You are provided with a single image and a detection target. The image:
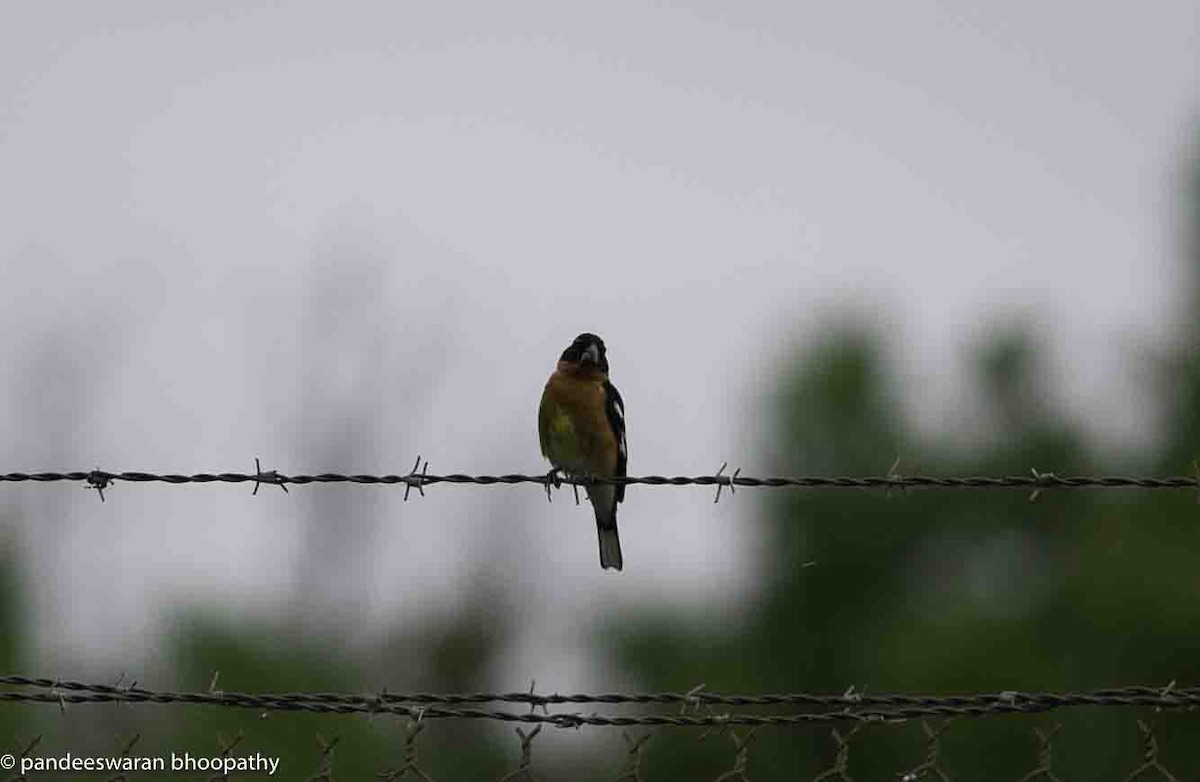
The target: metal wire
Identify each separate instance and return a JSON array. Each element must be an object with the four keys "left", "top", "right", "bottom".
[
  {"left": 1, "top": 676, "right": 1193, "bottom": 728},
  {"left": 0, "top": 461, "right": 1197, "bottom": 499},
  {"left": 3, "top": 680, "right": 1196, "bottom": 781}
]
